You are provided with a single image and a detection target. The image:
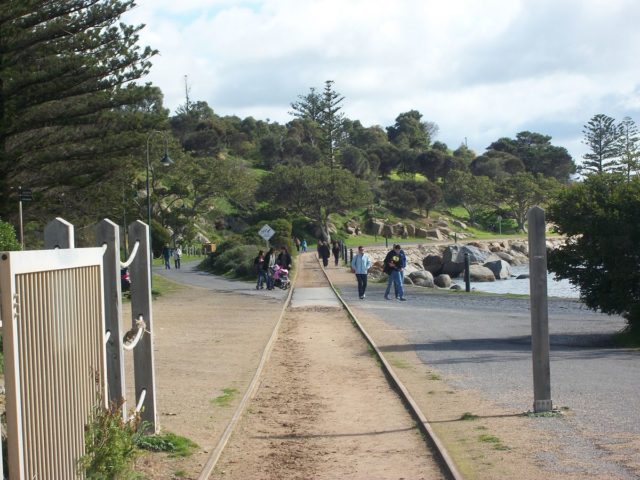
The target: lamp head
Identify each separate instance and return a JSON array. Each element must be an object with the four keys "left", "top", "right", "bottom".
[{"left": 161, "top": 152, "right": 173, "bottom": 166}]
